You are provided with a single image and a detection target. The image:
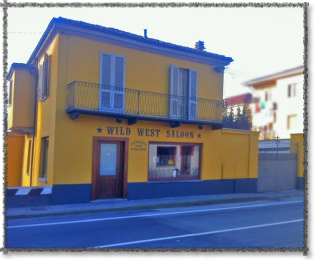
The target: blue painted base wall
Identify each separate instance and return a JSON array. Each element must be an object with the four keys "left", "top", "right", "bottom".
[
  {"left": 6, "top": 179, "right": 258, "bottom": 207},
  {"left": 127, "top": 178, "right": 258, "bottom": 200},
  {"left": 6, "top": 195, "right": 51, "bottom": 208},
  {"left": 296, "top": 177, "right": 304, "bottom": 189},
  {"left": 51, "top": 184, "right": 92, "bottom": 205}
]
